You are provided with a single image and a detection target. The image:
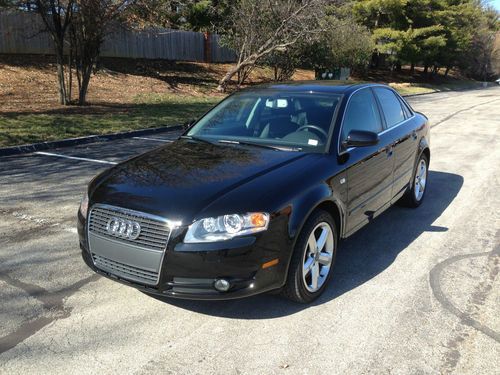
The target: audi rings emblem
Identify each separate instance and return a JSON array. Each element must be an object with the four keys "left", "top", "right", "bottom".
[{"left": 106, "top": 217, "right": 141, "bottom": 240}]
